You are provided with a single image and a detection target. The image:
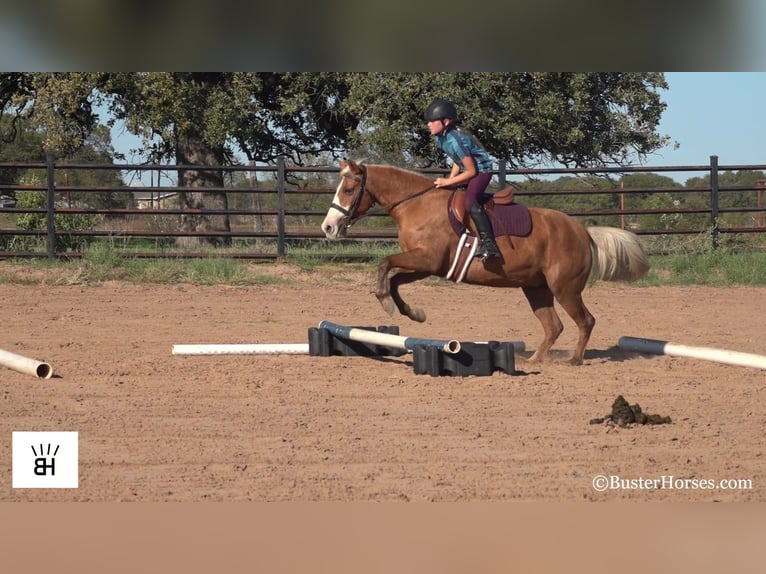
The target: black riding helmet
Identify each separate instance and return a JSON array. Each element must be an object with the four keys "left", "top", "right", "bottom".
[{"left": 425, "top": 98, "right": 458, "bottom": 122}]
